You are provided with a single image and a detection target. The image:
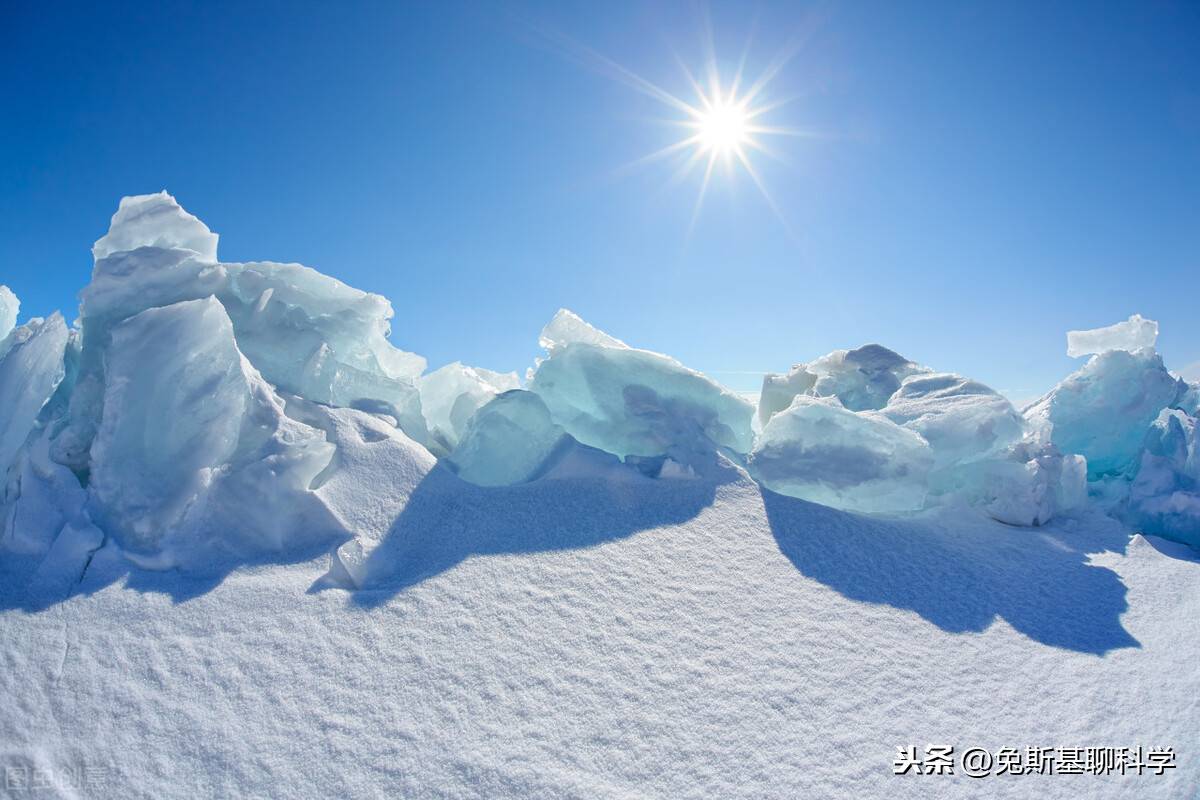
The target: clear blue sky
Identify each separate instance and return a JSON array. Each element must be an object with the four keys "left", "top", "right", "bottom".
[{"left": 2, "top": 1, "right": 1198, "bottom": 400}]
